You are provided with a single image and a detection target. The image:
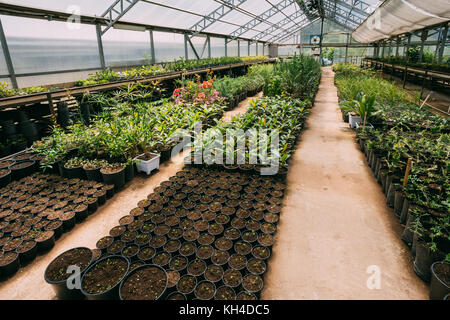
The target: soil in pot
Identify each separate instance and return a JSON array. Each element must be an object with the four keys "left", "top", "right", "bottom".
[
  {"left": 109, "top": 225, "right": 126, "bottom": 239},
  {"left": 100, "top": 165, "right": 125, "bottom": 190},
  {"left": 135, "top": 233, "right": 151, "bottom": 246},
  {"left": 235, "top": 241, "right": 252, "bottom": 256},
  {"left": 137, "top": 246, "right": 156, "bottom": 262},
  {"left": 194, "top": 281, "right": 216, "bottom": 300},
  {"left": 247, "top": 258, "right": 266, "bottom": 275},
  {"left": 44, "top": 247, "right": 93, "bottom": 286},
  {"left": 242, "top": 274, "right": 263, "bottom": 294},
  {"left": 187, "top": 259, "right": 207, "bottom": 277},
  {"left": 229, "top": 254, "right": 247, "bottom": 271},
  {"left": 167, "top": 292, "right": 186, "bottom": 300},
  {"left": 35, "top": 230, "right": 55, "bottom": 251},
  {"left": 152, "top": 252, "right": 171, "bottom": 267},
  {"left": 179, "top": 242, "right": 196, "bottom": 259},
  {"left": 215, "top": 286, "right": 236, "bottom": 300},
  {"left": 223, "top": 269, "right": 243, "bottom": 288},
  {"left": 258, "top": 233, "right": 275, "bottom": 247},
  {"left": 198, "top": 233, "right": 215, "bottom": 246},
  {"left": 121, "top": 244, "right": 139, "bottom": 260},
  {"left": 236, "top": 291, "right": 257, "bottom": 300},
  {"left": 196, "top": 245, "right": 214, "bottom": 261},
  {"left": 177, "top": 274, "right": 197, "bottom": 296},
  {"left": 164, "top": 239, "right": 181, "bottom": 254},
  {"left": 166, "top": 270, "right": 180, "bottom": 290},
  {"left": 96, "top": 236, "right": 114, "bottom": 251},
  {"left": 169, "top": 255, "right": 188, "bottom": 273},
  {"left": 252, "top": 246, "right": 271, "bottom": 260},
  {"left": 204, "top": 264, "right": 223, "bottom": 283},
  {"left": 211, "top": 250, "right": 230, "bottom": 266},
  {"left": 106, "top": 240, "right": 125, "bottom": 255},
  {"left": 81, "top": 256, "right": 129, "bottom": 299},
  {"left": 0, "top": 251, "right": 20, "bottom": 276}
]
